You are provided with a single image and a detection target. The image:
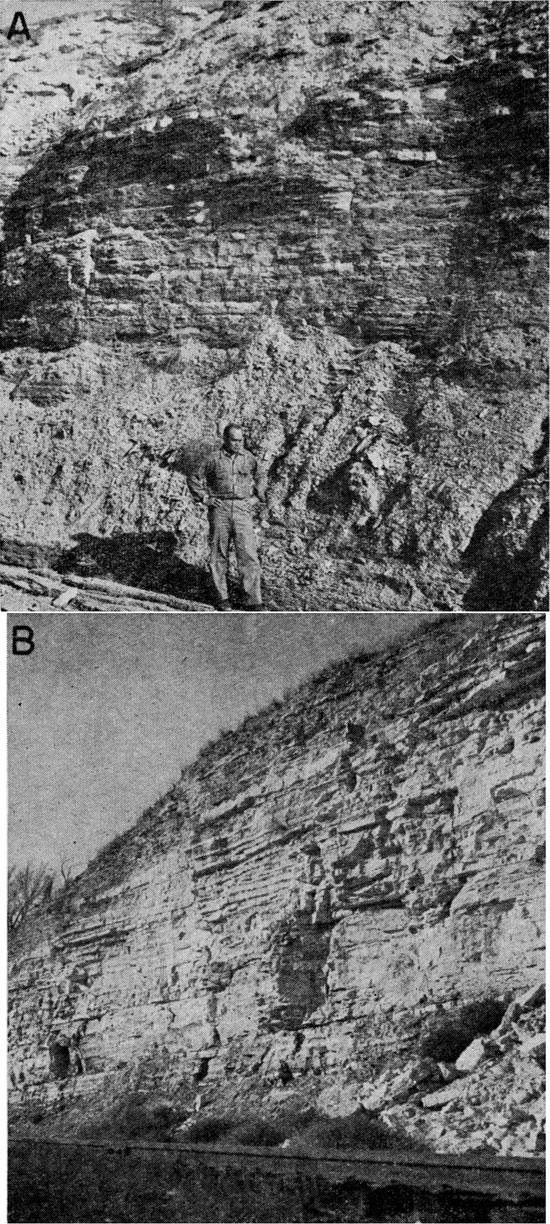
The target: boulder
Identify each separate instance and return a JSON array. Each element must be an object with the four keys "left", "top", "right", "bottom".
[
  {"left": 267, "top": 1085, "right": 296, "bottom": 1104},
  {"left": 359, "top": 1058, "right": 439, "bottom": 1111},
  {"left": 422, "top": 1080, "right": 465, "bottom": 1110},
  {"left": 455, "top": 1038, "right": 487, "bottom": 1073},
  {"left": 358, "top": 1083, "right": 388, "bottom": 1112}
]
